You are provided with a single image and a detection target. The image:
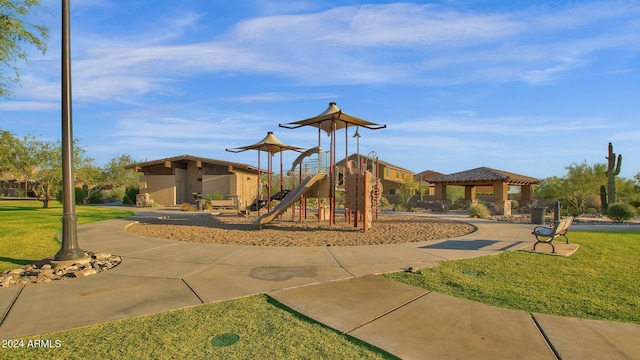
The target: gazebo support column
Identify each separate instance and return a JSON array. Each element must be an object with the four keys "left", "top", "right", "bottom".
[
  {"left": 464, "top": 185, "right": 477, "bottom": 208},
  {"left": 435, "top": 184, "right": 447, "bottom": 201},
  {"left": 521, "top": 185, "right": 534, "bottom": 205},
  {"left": 492, "top": 181, "right": 511, "bottom": 216}
]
